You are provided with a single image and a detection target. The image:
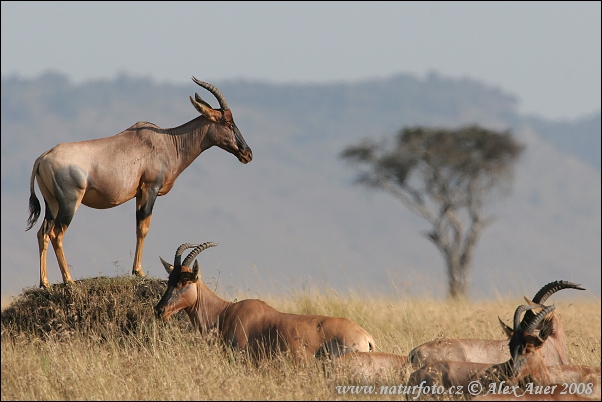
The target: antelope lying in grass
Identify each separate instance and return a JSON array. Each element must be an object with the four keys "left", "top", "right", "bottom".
[
  {"left": 406, "top": 304, "right": 542, "bottom": 390},
  {"left": 154, "top": 242, "right": 375, "bottom": 362},
  {"left": 26, "top": 77, "right": 252, "bottom": 288},
  {"left": 407, "top": 280, "right": 584, "bottom": 367},
  {"left": 409, "top": 304, "right": 600, "bottom": 400},
  {"left": 507, "top": 305, "right": 601, "bottom": 400}
]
